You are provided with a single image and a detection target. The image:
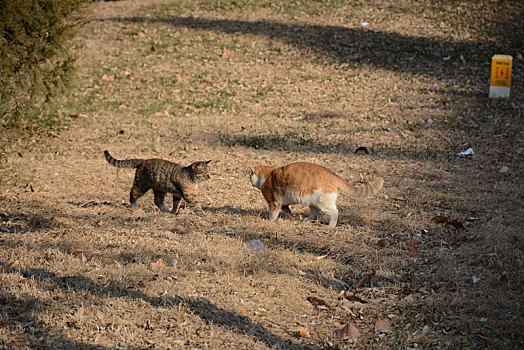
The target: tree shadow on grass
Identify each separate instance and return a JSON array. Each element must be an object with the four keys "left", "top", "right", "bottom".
[
  {"left": 103, "top": 16, "right": 515, "bottom": 84},
  {"left": 1, "top": 263, "right": 315, "bottom": 350},
  {"left": 0, "top": 293, "right": 108, "bottom": 349},
  {"left": 217, "top": 127, "right": 456, "bottom": 160},
  {"left": 203, "top": 204, "right": 262, "bottom": 217}
]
